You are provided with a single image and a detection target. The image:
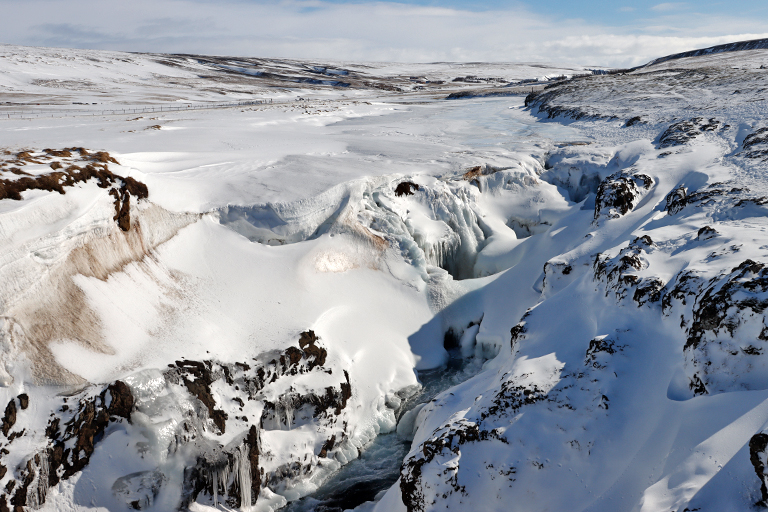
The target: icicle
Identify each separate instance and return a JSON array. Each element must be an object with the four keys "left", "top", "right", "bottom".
[
  {"left": 212, "top": 467, "right": 218, "bottom": 508},
  {"left": 236, "top": 444, "right": 252, "bottom": 509},
  {"left": 284, "top": 403, "right": 294, "bottom": 431},
  {"left": 206, "top": 444, "right": 253, "bottom": 510}
]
